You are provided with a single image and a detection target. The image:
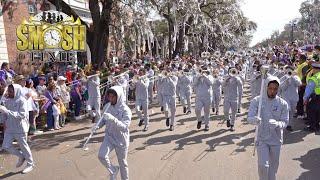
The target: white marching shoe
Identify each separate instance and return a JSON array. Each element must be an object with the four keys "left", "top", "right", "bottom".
[{"left": 22, "top": 164, "right": 34, "bottom": 174}]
